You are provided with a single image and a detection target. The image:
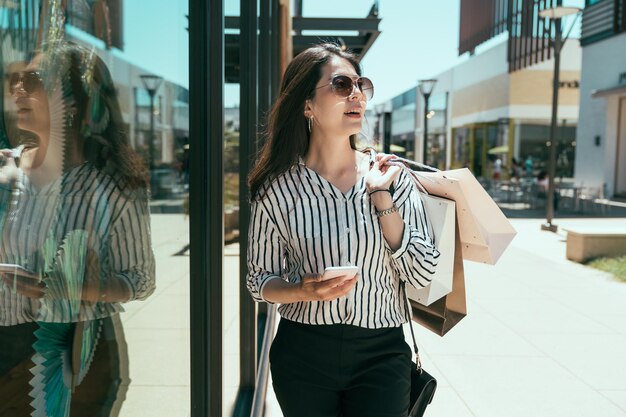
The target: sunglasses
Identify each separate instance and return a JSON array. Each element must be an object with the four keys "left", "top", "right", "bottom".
[
  {"left": 316, "top": 75, "right": 374, "bottom": 101},
  {"left": 7, "top": 71, "right": 43, "bottom": 95}
]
